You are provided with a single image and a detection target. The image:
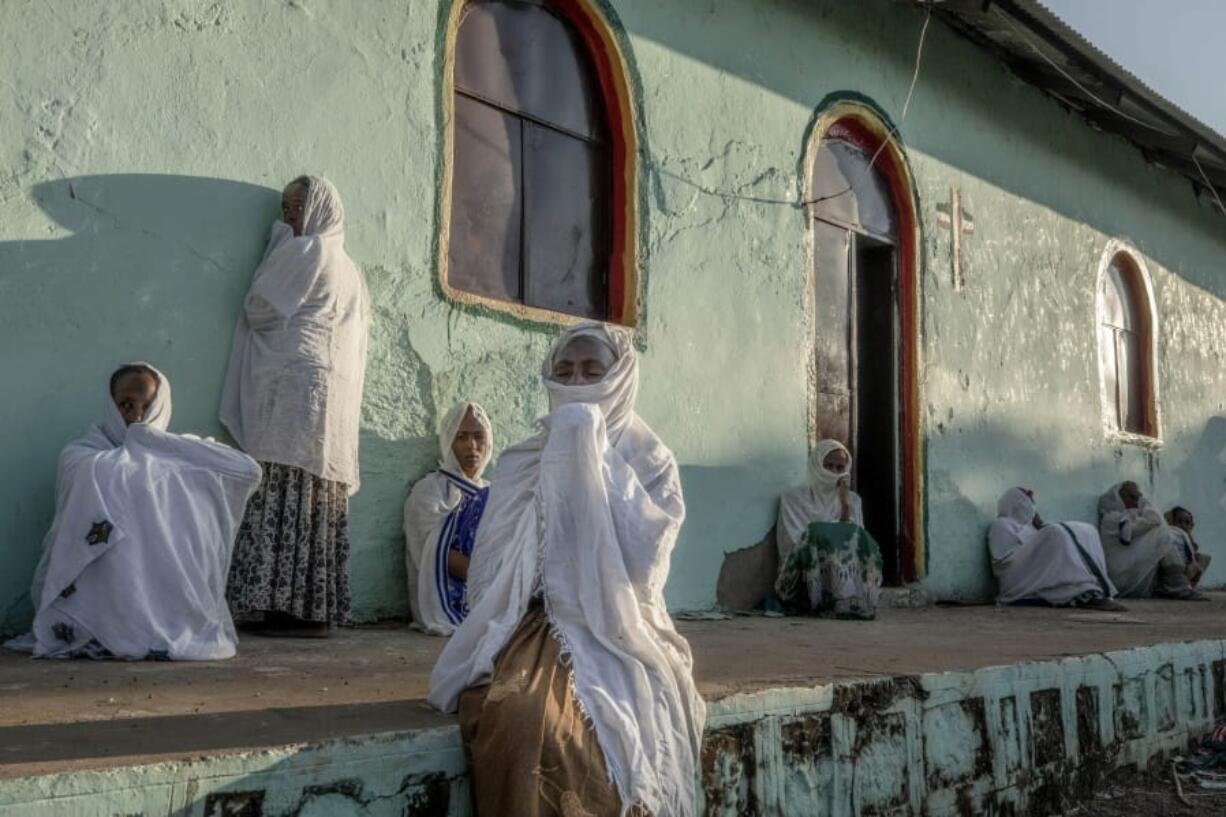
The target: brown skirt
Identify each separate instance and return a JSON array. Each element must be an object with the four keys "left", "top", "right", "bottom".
[{"left": 459, "top": 601, "right": 628, "bottom": 817}]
